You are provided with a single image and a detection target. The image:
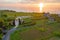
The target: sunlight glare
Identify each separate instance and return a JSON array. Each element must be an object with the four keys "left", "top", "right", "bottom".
[{"left": 39, "top": 3, "right": 44, "bottom": 12}]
